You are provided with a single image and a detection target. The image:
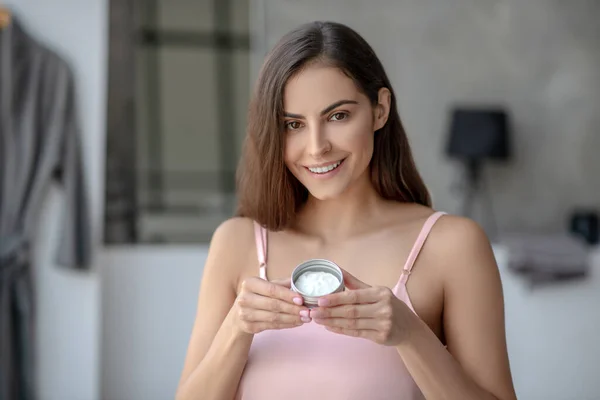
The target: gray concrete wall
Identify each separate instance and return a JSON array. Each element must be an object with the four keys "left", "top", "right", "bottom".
[{"left": 251, "top": 0, "right": 600, "bottom": 234}]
